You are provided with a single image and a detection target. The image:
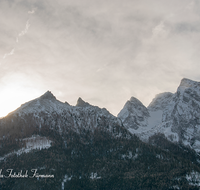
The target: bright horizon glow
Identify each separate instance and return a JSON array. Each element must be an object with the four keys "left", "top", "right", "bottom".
[
  {"left": 0, "top": 81, "right": 43, "bottom": 117},
  {"left": 0, "top": 85, "right": 153, "bottom": 118},
  {"left": 0, "top": 0, "right": 199, "bottom": 118}
]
